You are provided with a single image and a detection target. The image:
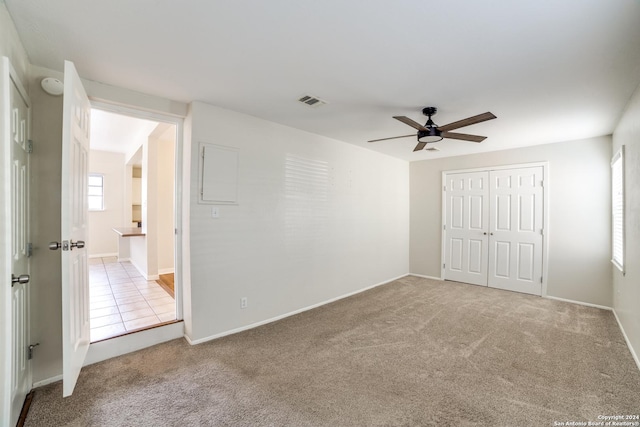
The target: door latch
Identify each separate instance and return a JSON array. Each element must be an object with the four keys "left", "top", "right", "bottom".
[
  {"left": 70, "top": 240, "right": 85, "bottom": 249},
  {"left": 11, "top": 274, "right": 30, "bottom": 287},
  {"left": 49, "top": 240, "right": 84, "bottom": 251},
  {"left": 49, "top": 241, "right": 68, "bottom": 250}
]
